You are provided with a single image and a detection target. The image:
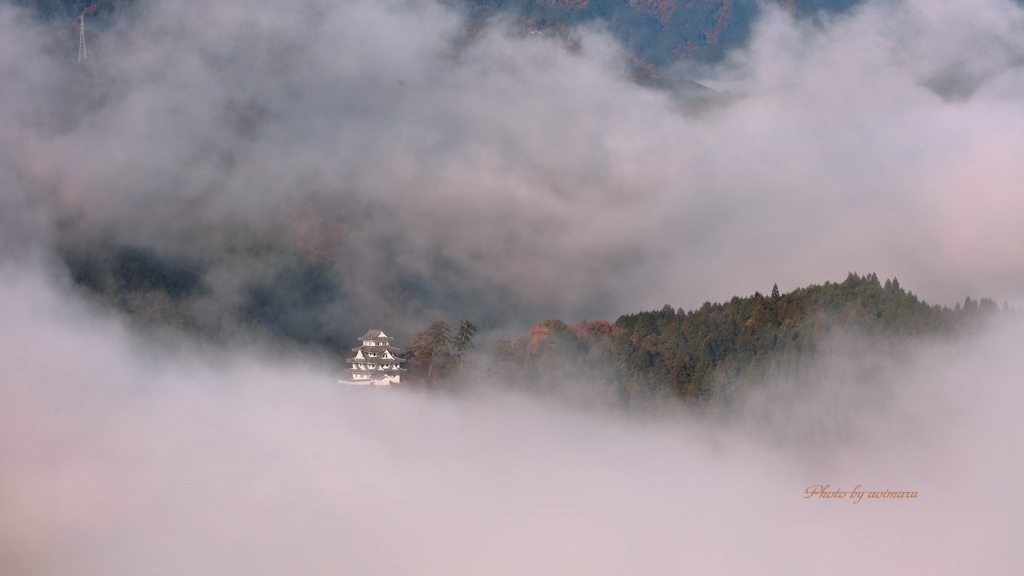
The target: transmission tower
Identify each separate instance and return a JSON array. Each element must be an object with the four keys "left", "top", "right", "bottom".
[
  {"left": 77, "top": 14, "right": 87, "bottom": 63},
  {"left": 75, "top": 5, "right": 96, "bottom": 64}
]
